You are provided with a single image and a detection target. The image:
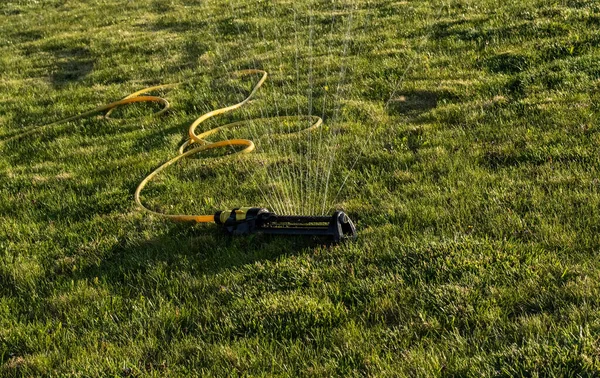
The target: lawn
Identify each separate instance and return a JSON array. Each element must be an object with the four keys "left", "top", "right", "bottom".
[{"left": 1, "top": 0, "right": 600, "bottom": 376}]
